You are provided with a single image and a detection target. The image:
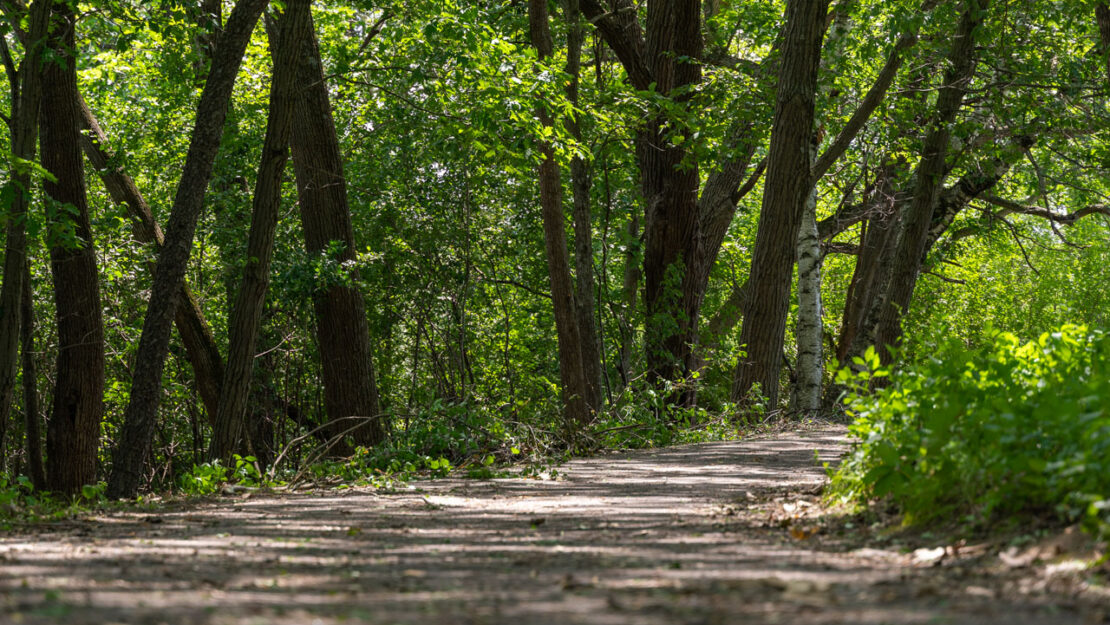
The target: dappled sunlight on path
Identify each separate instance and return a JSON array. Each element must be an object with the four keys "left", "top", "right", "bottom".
[{"left": 0, "top": 427, "right": 1101, "bottom": 624}]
